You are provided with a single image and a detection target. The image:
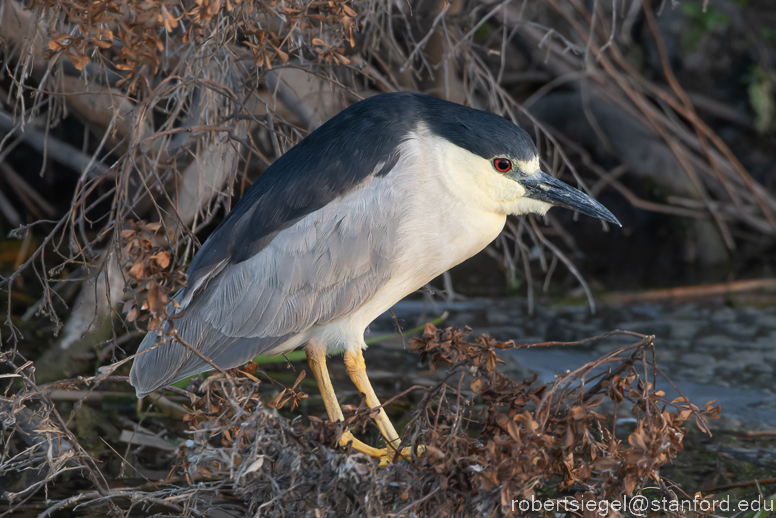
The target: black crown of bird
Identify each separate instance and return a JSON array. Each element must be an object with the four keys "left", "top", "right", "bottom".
[{"left": 130, "top": 92, "right": 619, "bottom": 461}]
